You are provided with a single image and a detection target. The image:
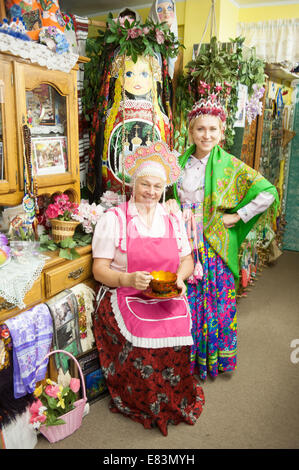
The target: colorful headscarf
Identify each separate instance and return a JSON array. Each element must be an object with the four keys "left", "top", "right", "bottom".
[{"left": 174, "top": 144, "right": 279, "bottom": 282}]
